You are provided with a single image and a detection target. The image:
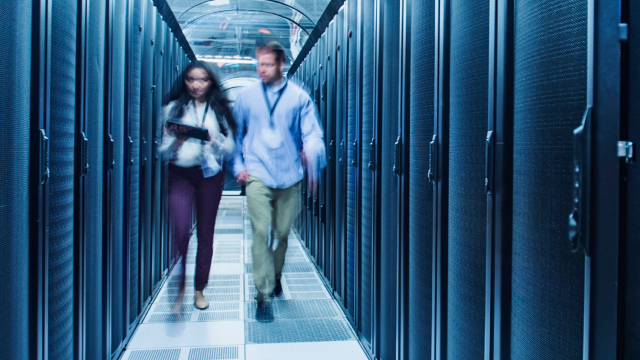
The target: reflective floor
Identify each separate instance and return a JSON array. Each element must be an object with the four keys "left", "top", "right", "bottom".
[{"left": 120, "top": 196, "right": 368, "bottom": 360}]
